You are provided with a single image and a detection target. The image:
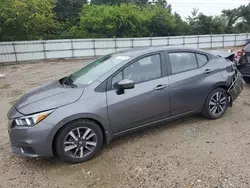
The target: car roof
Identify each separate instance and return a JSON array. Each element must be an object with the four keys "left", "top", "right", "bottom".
[{"left": 113, "top": 46, "right": 209, "bottom": 57}]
